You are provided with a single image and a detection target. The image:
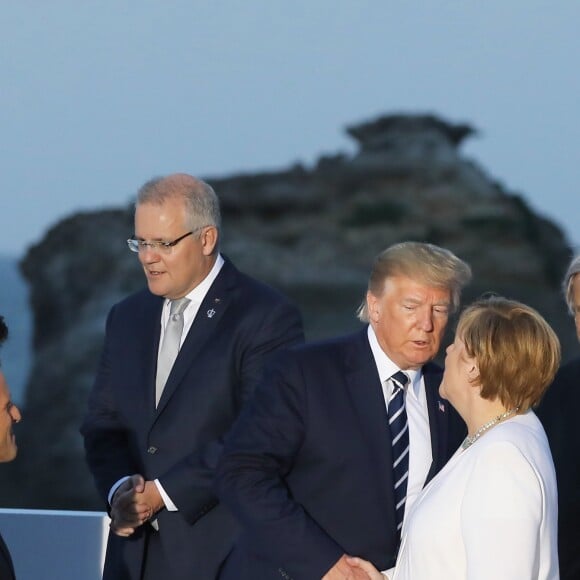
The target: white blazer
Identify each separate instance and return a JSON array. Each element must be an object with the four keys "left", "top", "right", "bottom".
[{"left": 390, "top": 410, "right": 559, "bottom": 580}]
